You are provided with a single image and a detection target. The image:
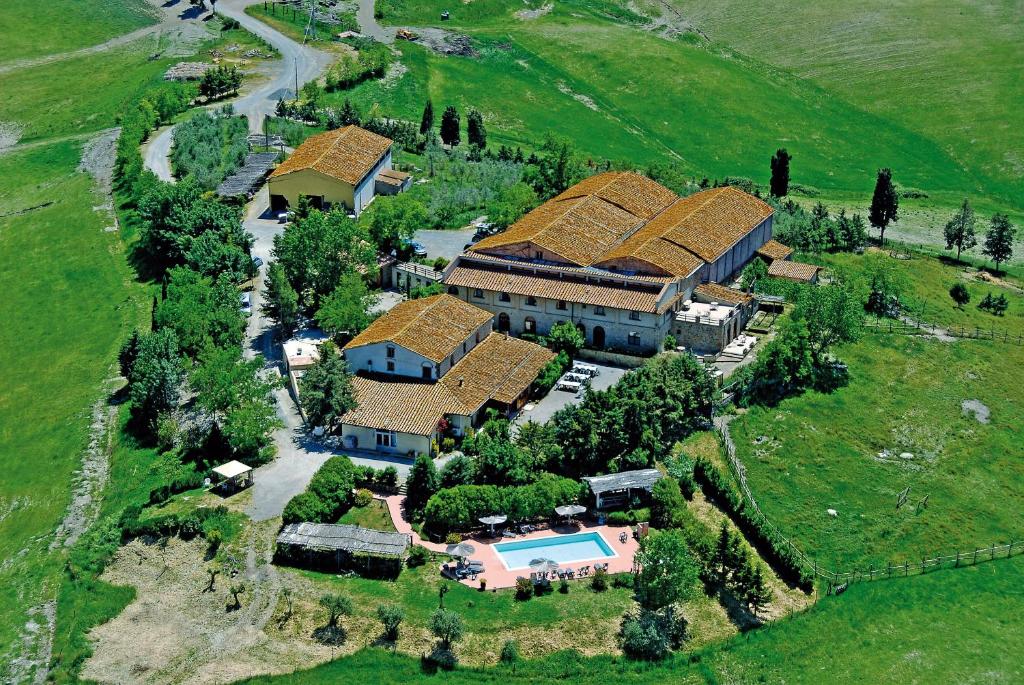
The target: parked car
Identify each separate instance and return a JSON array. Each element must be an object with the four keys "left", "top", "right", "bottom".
[
  {"left": 240, "top": 292, "right": 253, "bottom": 317},
  {"left": 251, "top": 256, "right": 264, "bottom": 270},
  {"left": 410, "top": 241, "right": 428, "bottom": 257}
]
